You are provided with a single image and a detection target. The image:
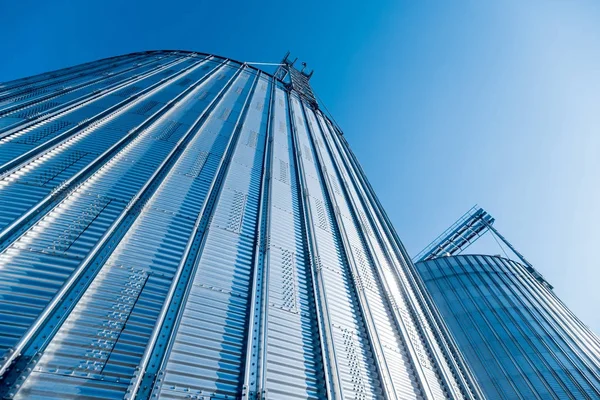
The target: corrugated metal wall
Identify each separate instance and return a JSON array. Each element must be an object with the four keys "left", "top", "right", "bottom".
[
  {"left": 0, "top": 51, "right": 480, "bottom": 399},
  {"left": 416, "top": 255, "right": 600, "bottom": 399}
]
